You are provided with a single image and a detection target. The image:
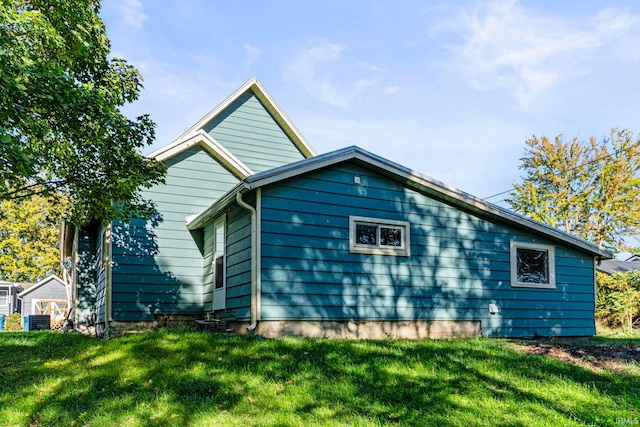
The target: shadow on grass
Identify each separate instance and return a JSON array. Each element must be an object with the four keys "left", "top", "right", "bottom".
[{"left": 0, "top": 330, "right": 638, "bottom": 426}]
